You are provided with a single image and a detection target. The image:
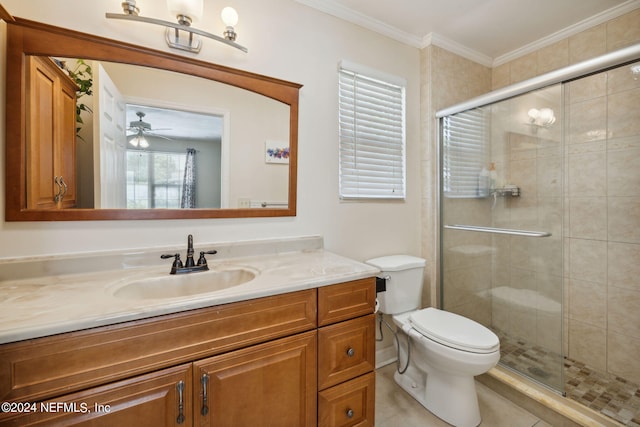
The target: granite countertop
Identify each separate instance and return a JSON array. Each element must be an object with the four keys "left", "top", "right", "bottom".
[{"left": 0, "top": 237, "right": 379, "bottom": 345}]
